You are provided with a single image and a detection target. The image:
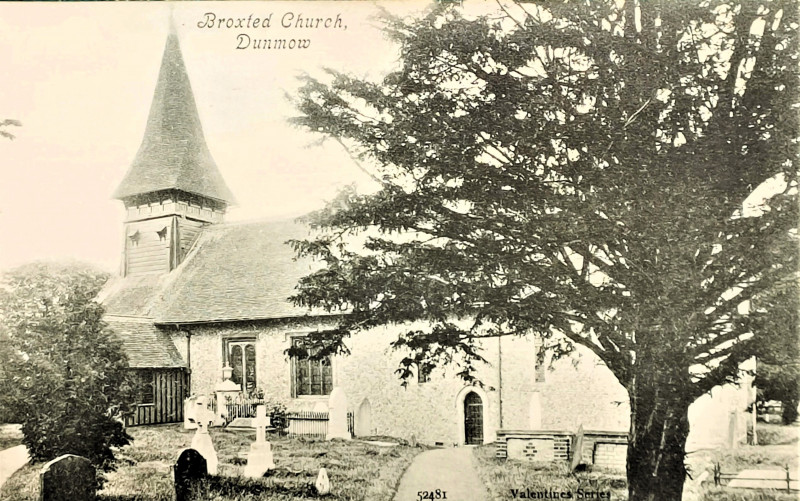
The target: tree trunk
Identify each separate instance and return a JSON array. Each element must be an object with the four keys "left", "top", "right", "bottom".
[{"left": 627, "top": 374, "right": 692, "bottom": 501}]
